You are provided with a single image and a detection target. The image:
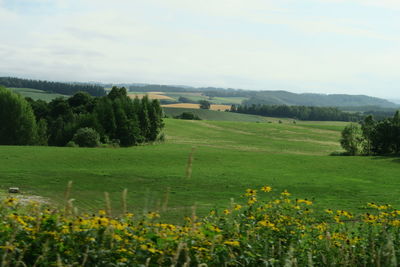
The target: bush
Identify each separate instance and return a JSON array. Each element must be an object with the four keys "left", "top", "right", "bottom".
[
  {"left": 72, "top": 127, "right": 100, "bottom": 147},
  {"left": 174, "top": 112, "right": 201, "bottom": 120},
  {"left": 65, "top": 141, "right": 78, "bottom": 147},
  {"left": 199, "top": 100, "right": 211, "bottom": 109}
]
